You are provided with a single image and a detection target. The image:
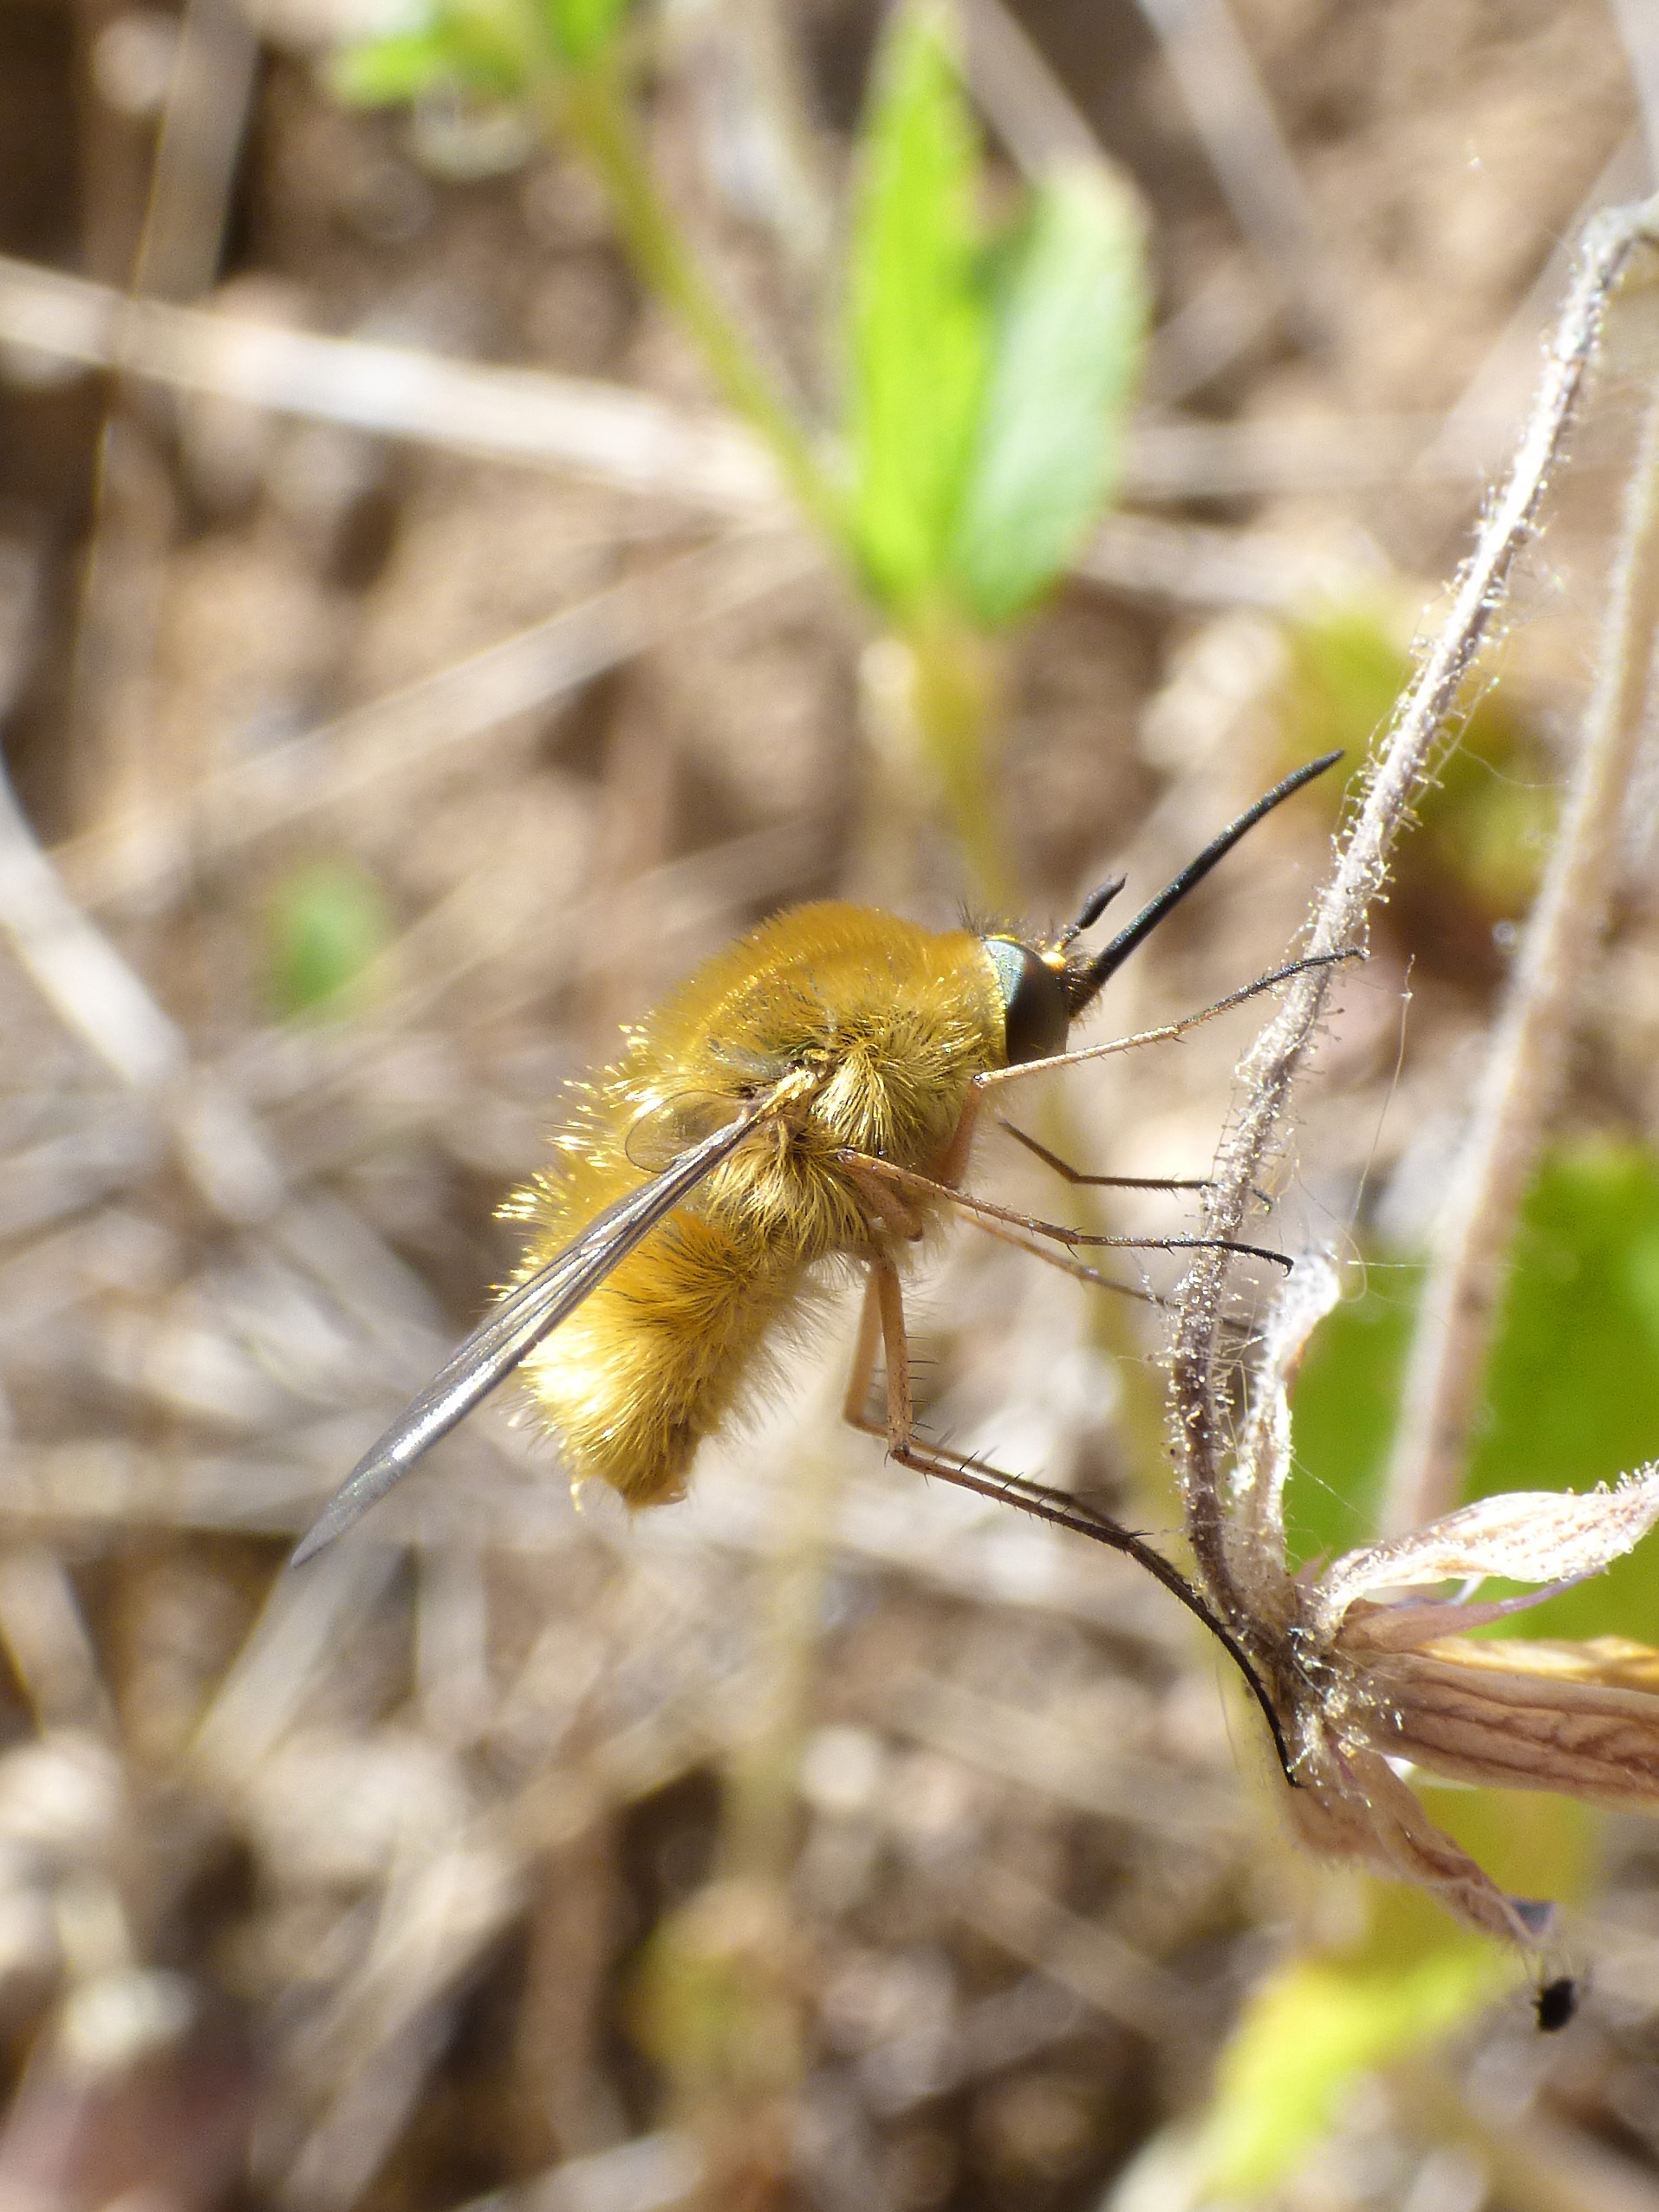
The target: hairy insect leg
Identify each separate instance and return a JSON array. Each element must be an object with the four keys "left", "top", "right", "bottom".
[
  {"left": 977, "top": 948, "right": 1358, "bottom": 1097},
  {"left": 842, "top": 1261, "right": 914, "bottom": 1439},
  {"left": 842, "top": 1270, "right": 886, "bottom": 1431},
  {"left": 959, "top": 1213, "right": 1166, "bottom": 1306},
  {"left": 843, "top": 1258, "right": 1295, "bottom": 1784},
  {"left": 934, "top": 1084, "right": 982, "bottom": 1192},
  {"left": 999, "top": 1121, "right": 1273, "bottom": 1211},
  {"left": 999, "top": 1119, "right": 1211, "bottom": 1194},
  {"left": 837, "top": 1148, "right": 1291, "bottom": 1272}
]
